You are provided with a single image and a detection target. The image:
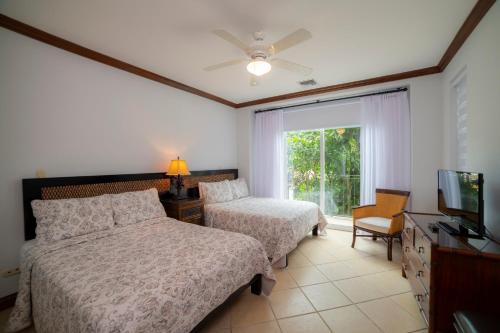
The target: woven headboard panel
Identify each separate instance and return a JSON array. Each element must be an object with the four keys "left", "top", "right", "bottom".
[
  {"left": 41, "top": 179, "right": 170, "bottom": 200},
  {"left": 22, "top": 169, "right": 237, "bottom": 240},
  {"left": 184, "top": 173, "right": 235, "bottom": 189}
]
